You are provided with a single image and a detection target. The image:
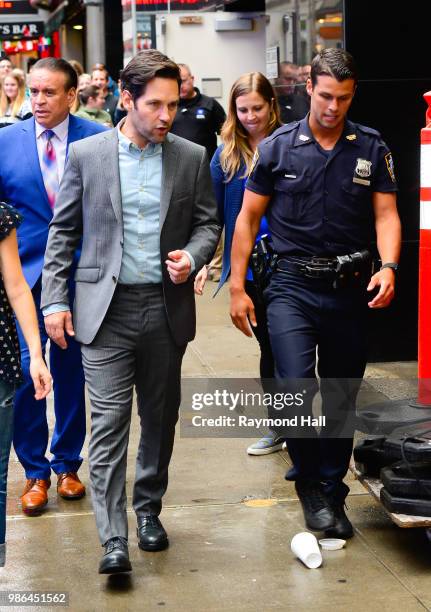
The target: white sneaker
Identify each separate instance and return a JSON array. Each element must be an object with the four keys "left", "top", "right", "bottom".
[{"left": 247, "top": 436, "right": 284, "bottom": 455}]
